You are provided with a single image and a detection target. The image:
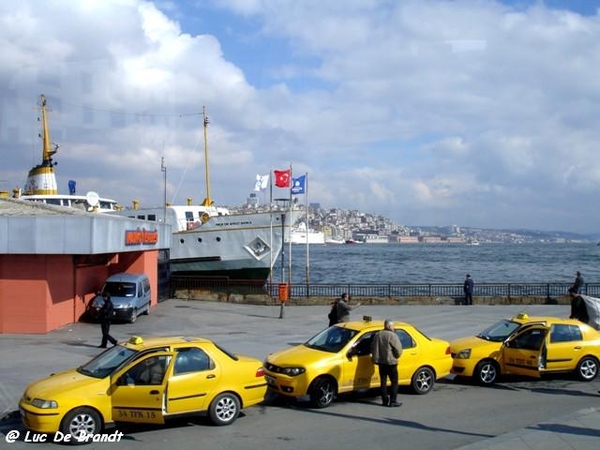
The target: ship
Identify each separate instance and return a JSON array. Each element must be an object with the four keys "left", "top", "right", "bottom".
[
  {"left": 13, "top": 95, "right": 119, "bottom": 212},
  {"left": 113, "top": 107, "right": 295, "bottom": 281},
  {"left": 285, "top": 221, "right": 325, "bottom": 245}
]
